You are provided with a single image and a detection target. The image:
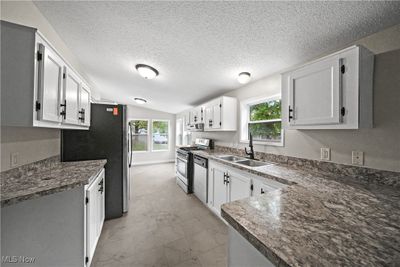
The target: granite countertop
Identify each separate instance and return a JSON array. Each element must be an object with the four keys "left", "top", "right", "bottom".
[
  {"left": 192, "top": 150, "right": 400, "bottom": 266},
  {"left": 1, "top": 159, "right": 107, "bottom": 207}
]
